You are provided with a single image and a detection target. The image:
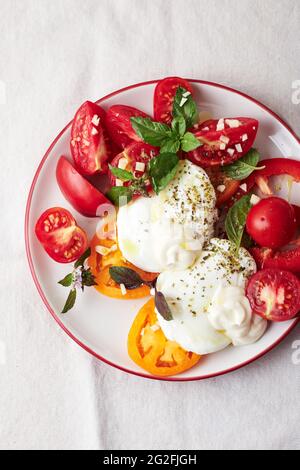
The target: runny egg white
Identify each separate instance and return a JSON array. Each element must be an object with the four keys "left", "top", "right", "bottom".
[
  {"left": 117, "top": 160, "right": 217, "bottom": 273},
  {"left": 155, "top": 238, "right": 267, "bottom": 355}
]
